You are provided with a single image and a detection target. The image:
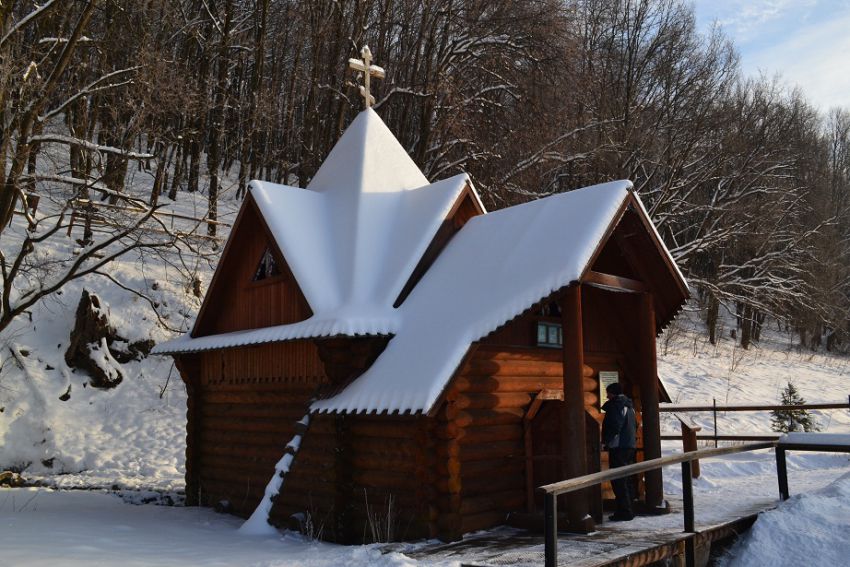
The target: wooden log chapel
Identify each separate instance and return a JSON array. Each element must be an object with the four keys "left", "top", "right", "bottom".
[{"left": 154, "top": 54, "right": 688, "bottom": 543}]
